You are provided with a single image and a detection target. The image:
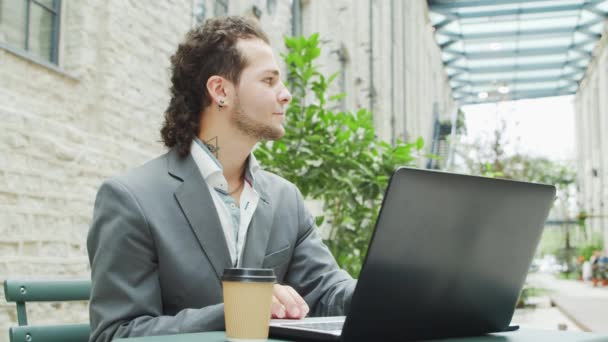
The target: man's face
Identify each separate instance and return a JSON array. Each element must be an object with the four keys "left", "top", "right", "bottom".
[{"left": 229, "top": 38, "right": 292, "bottom": 141}]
